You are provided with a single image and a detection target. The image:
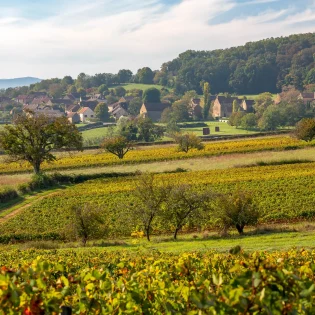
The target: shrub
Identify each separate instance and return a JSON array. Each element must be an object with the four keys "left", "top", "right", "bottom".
[
  {"left": 294, "top": 118, "right": 315, "bottom": 142},
  {"left": 173, "top": 132, "right": 204, "bottom": 153},
  {"left": 0, "top": 187, "right": 18, "bottom": 203}
]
